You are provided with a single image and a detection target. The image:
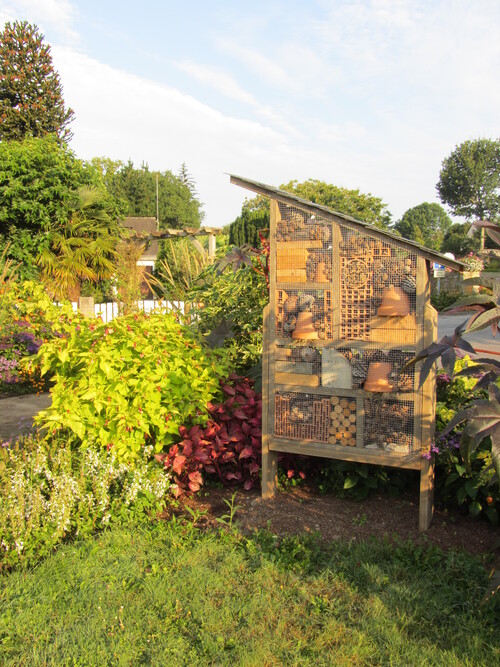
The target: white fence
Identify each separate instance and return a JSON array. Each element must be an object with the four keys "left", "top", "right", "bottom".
[{"left": 70, "top": 300, "right": 187, "bottom": 323}]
